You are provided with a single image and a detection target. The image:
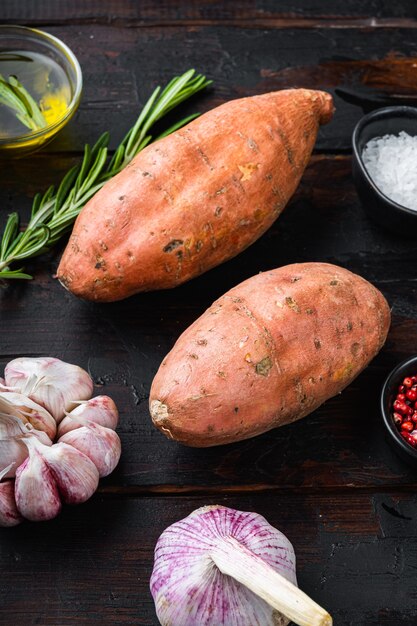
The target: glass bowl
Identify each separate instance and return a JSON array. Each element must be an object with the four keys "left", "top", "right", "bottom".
[{"left": 0, "top": 25, "right": 82, "bottom": 155}]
